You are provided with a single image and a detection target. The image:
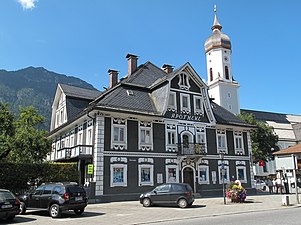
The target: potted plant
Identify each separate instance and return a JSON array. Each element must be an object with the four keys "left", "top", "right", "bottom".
[{"left": 226, "top": 180, "right": 247, "bottom": 203}]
